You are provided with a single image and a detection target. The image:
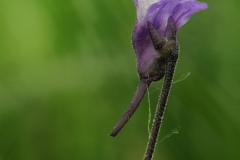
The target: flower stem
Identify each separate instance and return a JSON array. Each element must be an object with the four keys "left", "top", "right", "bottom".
[
  {"left": 144, "top": 53, "right": 178, "bottom": 160},
  {"left": 110, "top": 79, "right": 152, "bottom": 137}
]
